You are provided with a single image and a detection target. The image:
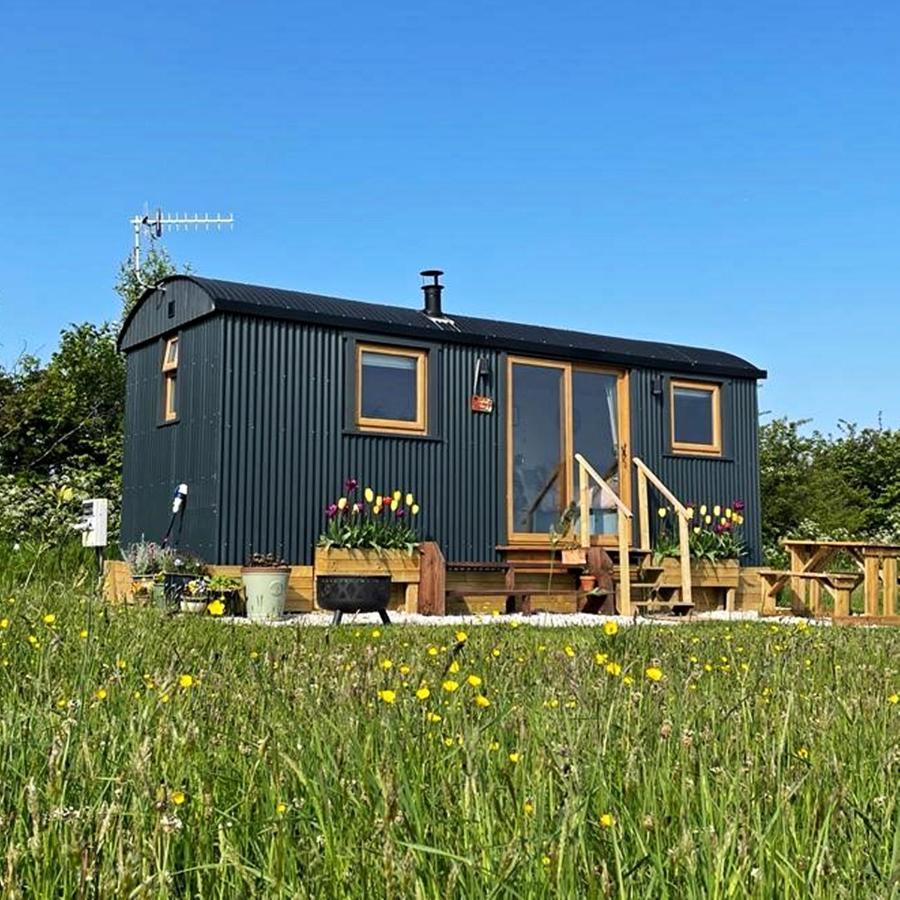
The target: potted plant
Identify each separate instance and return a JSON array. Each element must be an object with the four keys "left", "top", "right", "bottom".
[
  {"left": 180, "top": 578, "right": 209, "bottom": 614},
  {"left": 207, "top": 573, "right": 244, "bottom": 616},
  {"left": 654, "top": 501, "right": 747, "bottom": 605},
  {"left": 122, "top": 541, "right": 173, "bottom": 601},
  {"left": 241, "top": 553, "right": 291, "bottom": 621},
  {"left": 315, "top": 479, "right": 421, "bottom": 624},
  {"left": 164, "top": 552, "right": 209, "bottom": 609}
]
